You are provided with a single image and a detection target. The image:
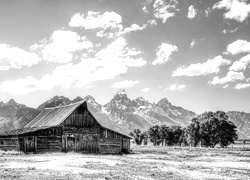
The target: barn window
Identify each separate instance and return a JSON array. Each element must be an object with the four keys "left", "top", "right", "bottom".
[{"left": 0, "top": 140, "right": 3, "bottom": 145}]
